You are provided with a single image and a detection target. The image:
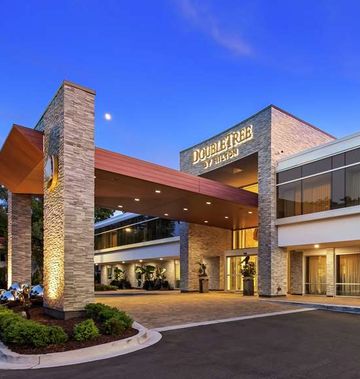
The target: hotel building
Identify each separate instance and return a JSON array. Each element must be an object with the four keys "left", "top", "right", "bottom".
[{"left": 1, "top": 81, "right": 360, "bottom": 317}]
